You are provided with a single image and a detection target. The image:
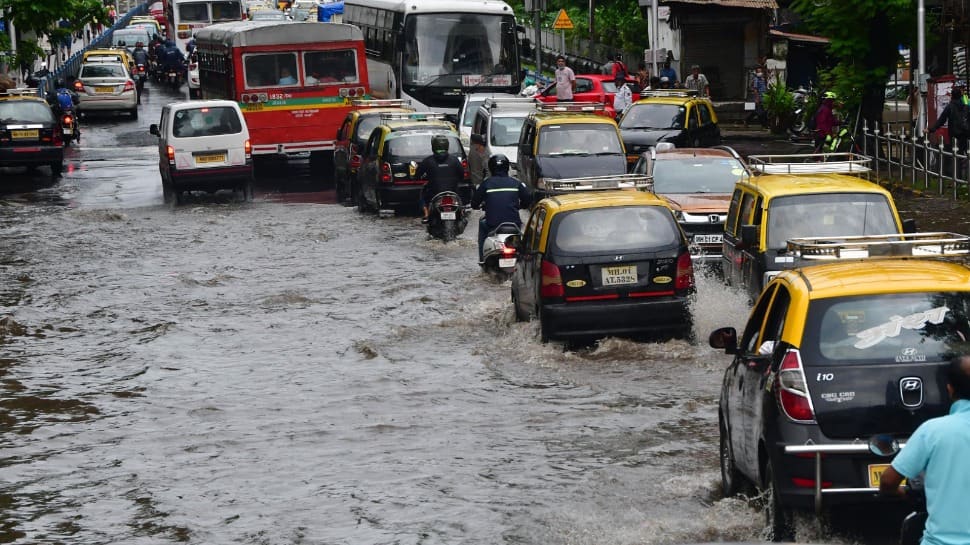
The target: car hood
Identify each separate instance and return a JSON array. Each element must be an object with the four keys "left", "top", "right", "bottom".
[
  {"left": 659, "top": 193, "right": 731, "bottom": 213},
  {"left": 536, "top": 154, "right": 627, "bottom": 179},
  {"left": 621, "top": 129, "right": 682, "bottom": 153}
]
